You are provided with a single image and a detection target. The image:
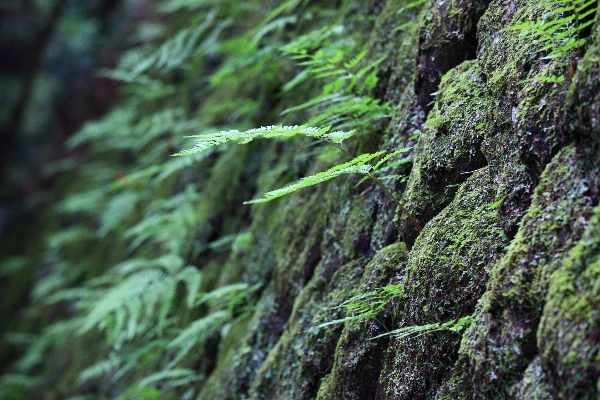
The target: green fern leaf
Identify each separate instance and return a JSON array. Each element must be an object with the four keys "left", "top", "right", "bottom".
[
  {"left": 372, "top": 147, "right": 412, "bottom": 171},
  {"left": 245, "top": 150, "right": 385, "bottom": 204},
  {"left": 371, "top": 315, "right": 473, "bottom": 340},
  {"left": 167, "top": 311, "right": 228, "bottom": 366},
  {"left": 174, "top": 125, "right": 352, "bottom": 156},
  {"left": 137, "top": 368, "right": 201, "bottom": 390},
  {"left": 78, "top": 355, "right": 120, "bottom": 384}
]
